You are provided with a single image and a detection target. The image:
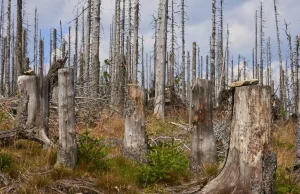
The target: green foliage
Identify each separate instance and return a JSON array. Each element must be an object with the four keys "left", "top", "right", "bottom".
[
  {"left": 138, "top": 139, "right": 190, "bottom": 185},
  {"left": 77, "top": 130, "right": 109, "bottom": 171},
  {"left": 0, "top": 152, "right": 13, "bottom": 171},
  {"left": 275, "top": 168, "right": 300, "bottom": 194}
]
